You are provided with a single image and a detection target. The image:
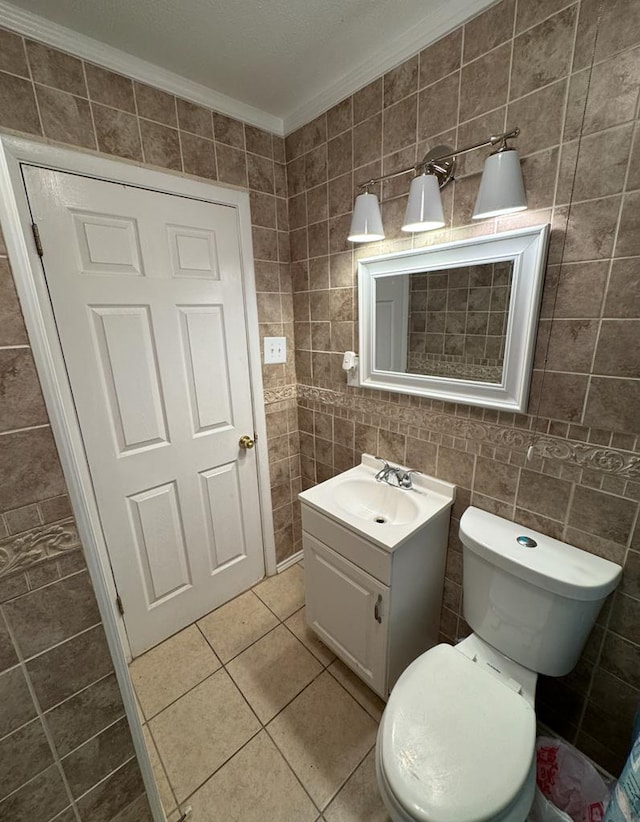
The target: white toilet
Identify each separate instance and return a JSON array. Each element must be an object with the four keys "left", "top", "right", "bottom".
[{"left": 376, "top": 506, "right": 622, "bottom": 822}]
